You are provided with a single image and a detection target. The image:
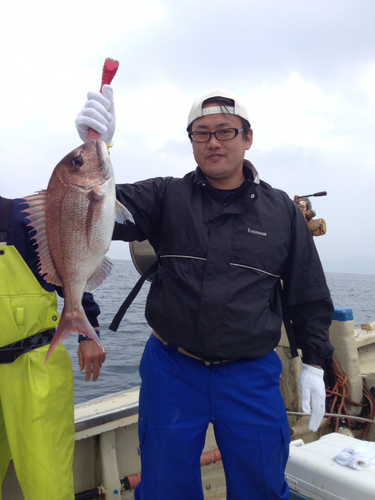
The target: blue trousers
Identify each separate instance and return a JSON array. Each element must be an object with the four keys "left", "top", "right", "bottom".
[{"left": 135, "top": 334, "right": 290, "bottom": 500}]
